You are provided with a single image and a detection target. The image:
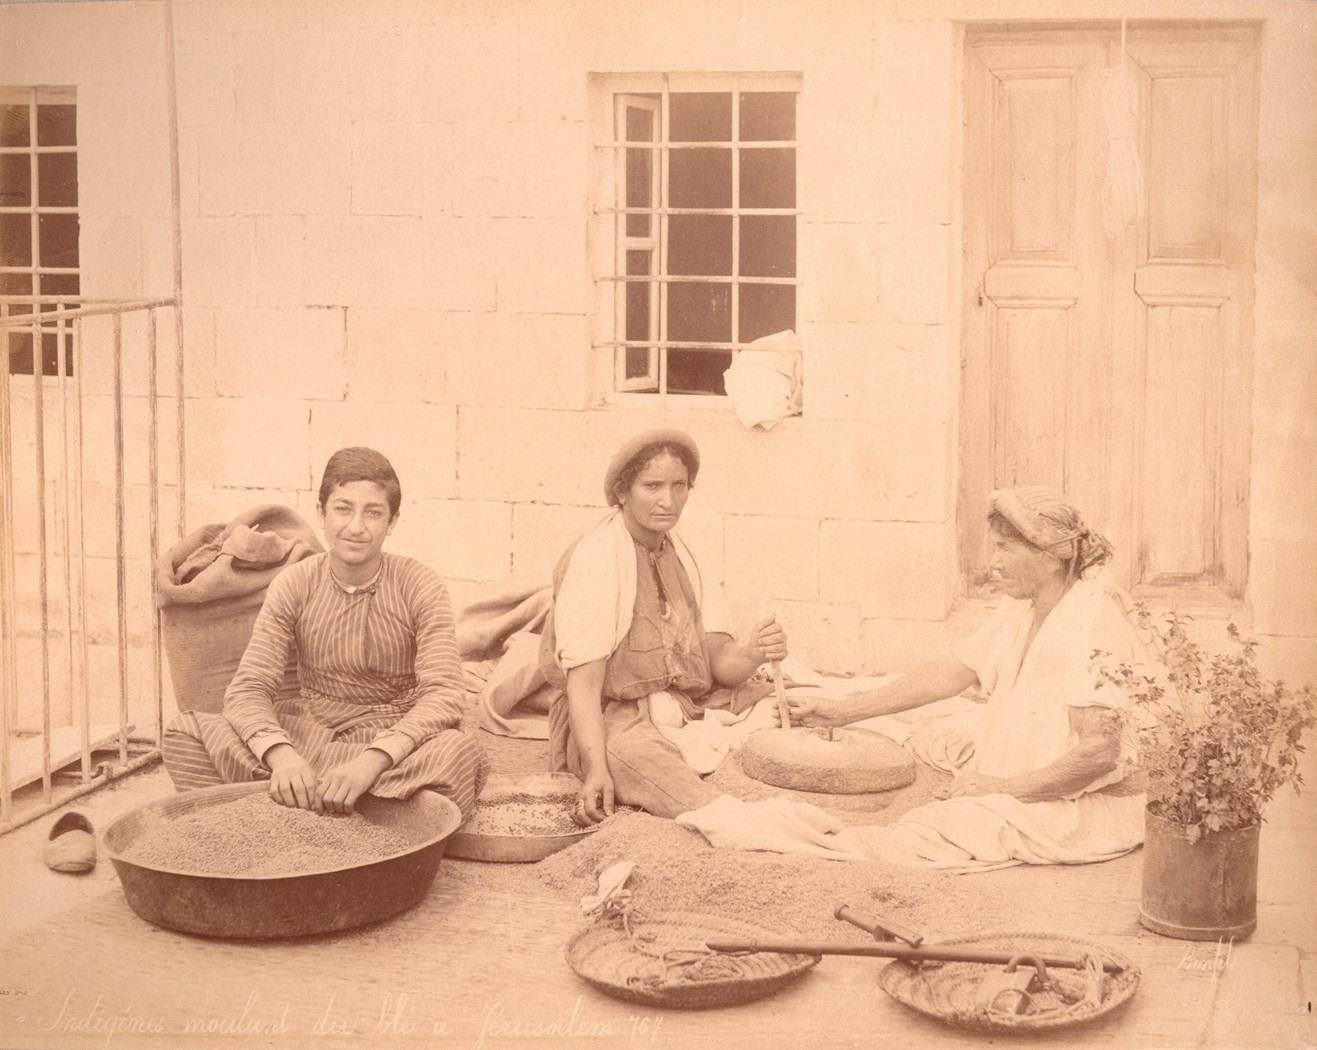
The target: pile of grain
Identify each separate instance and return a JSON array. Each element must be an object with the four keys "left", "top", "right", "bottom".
[
  {"left": 452, "top": 686, "right": 1019, "bottom": 945},
  {"left": 122, "top": 793, "right": 416, "bottom": 876},
  {"left": 533, "top": 811, "right": 1019, "bottom": 943},
  {"left": 462, "top": 790, "right": 579, "bottom": 836}
]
